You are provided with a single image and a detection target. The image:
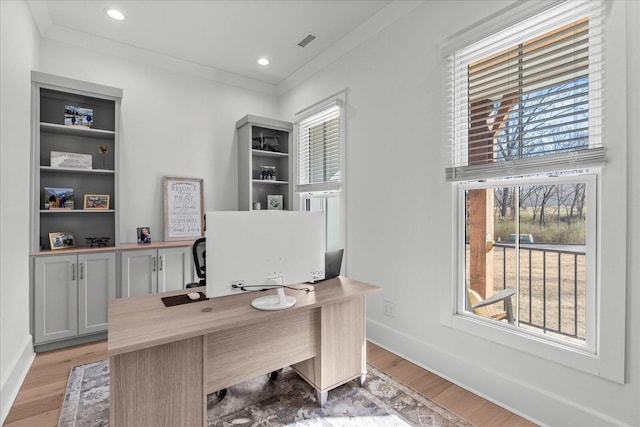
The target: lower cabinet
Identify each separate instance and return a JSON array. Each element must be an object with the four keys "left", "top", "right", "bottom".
[
  {"left": 120, "top": 246, "right": 191, "bottom": 297},
  {"left": 32, "top": 243, "right": 192, "bottom": 350},
  {"left": 34, "top": 252, "right": 116, "bottom": 345}
]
